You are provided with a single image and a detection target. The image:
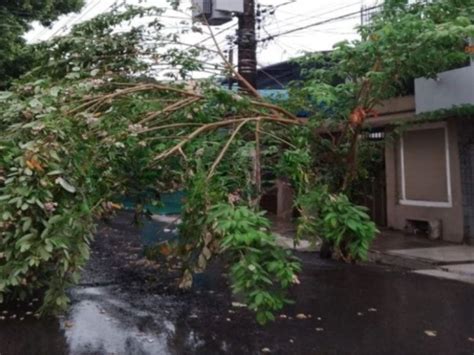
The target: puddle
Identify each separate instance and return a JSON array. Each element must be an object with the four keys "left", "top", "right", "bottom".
[{"left": 64, "top": 299, "right": 169, "bottom": 354}]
